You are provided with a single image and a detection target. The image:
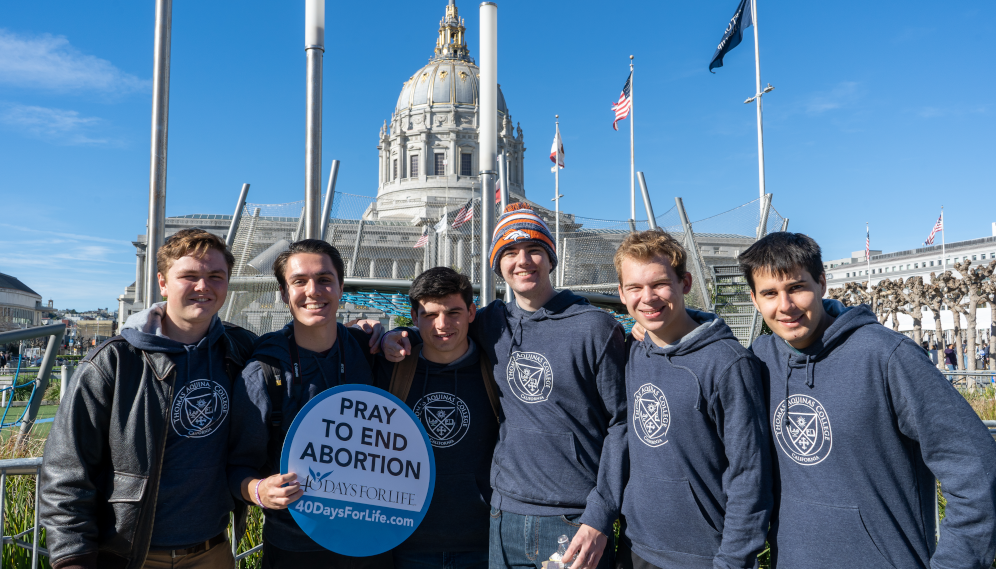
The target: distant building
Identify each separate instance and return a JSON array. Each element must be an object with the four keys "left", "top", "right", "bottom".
[{"left": 0, "top": 272, "right": 44, "bottom": 331}]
